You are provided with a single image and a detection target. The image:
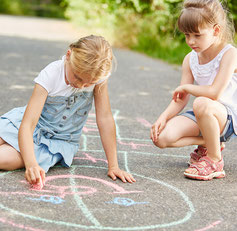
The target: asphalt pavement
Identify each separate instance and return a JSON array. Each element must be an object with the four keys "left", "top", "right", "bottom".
[{"left": 0, "top": 15, "right": 237, "bottom": 231}]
